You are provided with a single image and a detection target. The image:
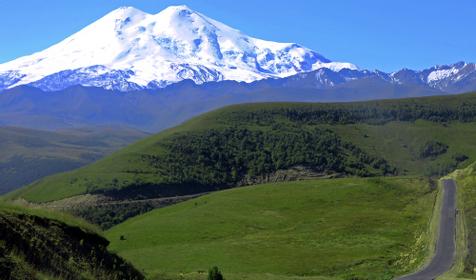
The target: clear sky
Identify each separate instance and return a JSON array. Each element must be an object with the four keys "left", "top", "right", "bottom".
[{"left": 0, "top": 0, "right": 474, "bottom": 72}]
